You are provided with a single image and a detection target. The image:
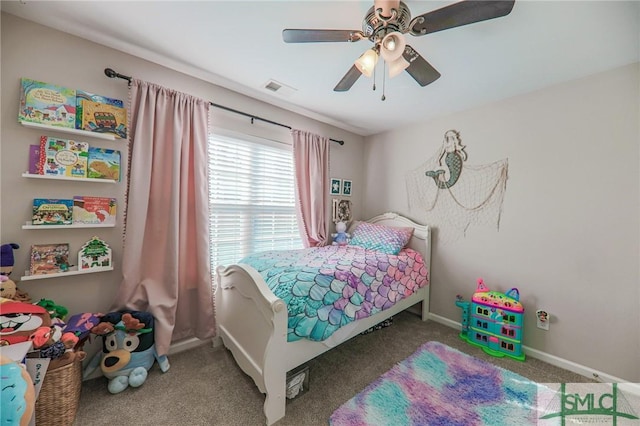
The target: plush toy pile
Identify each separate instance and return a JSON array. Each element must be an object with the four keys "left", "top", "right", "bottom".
[
  {"left": 1, "top": 242, "right": 170, "bottom": 405},
  {"left": 0, "top": 298, "right": 98, "bottom": 368},
  {"left": 0, "top": 242, "right": 104, "bottom": 375}
]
